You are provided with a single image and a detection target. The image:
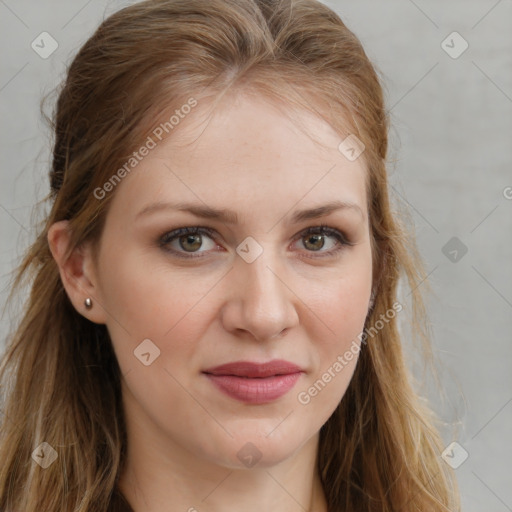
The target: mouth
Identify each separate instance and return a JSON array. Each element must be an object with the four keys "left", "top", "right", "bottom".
[{"left": 202, "top": 360, "right": 304, "bottom": 404}]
